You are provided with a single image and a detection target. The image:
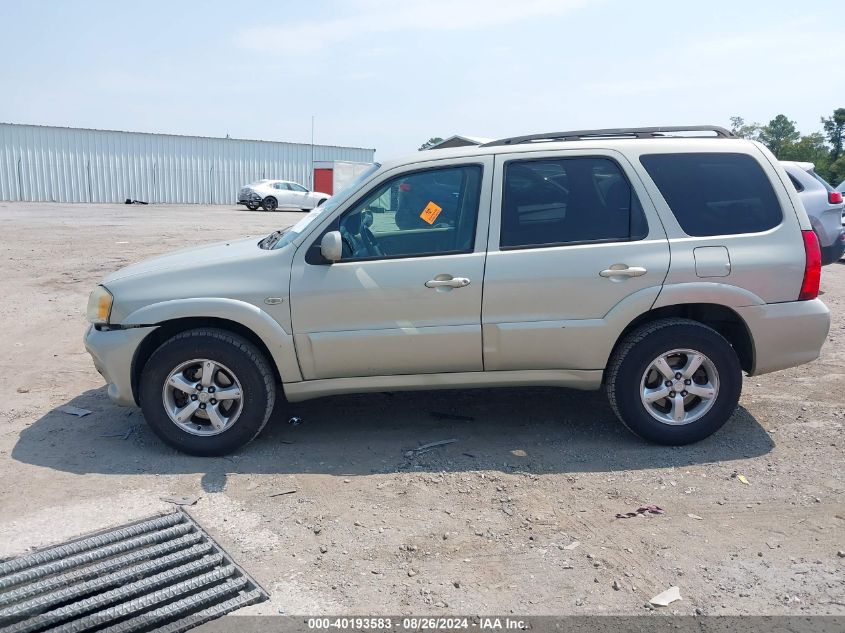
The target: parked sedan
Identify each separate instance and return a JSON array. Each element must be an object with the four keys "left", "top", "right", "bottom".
[
  {"left": 237, "top": 180, "right": 330, "bottom": 212},
  {"left": 781, "top": 161, "right": 845, "bottom": 264}
]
